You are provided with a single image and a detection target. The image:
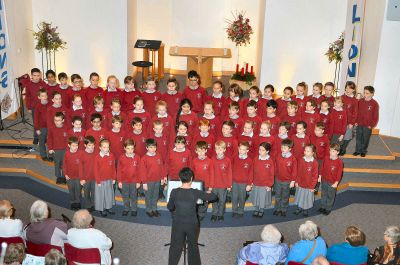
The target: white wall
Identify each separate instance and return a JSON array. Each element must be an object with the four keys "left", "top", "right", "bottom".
[
  {"left": 259, "top": 0, "right": 347, "bottom": 94},
  {"left": 373, "top": 1, "right": 400, "bottom": 136},
  {"left": 31, "top": 0, "right": 128, "bottom": 87},
  {"left": 136, "top": 0, "right": 261, "bottom": 73}
]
